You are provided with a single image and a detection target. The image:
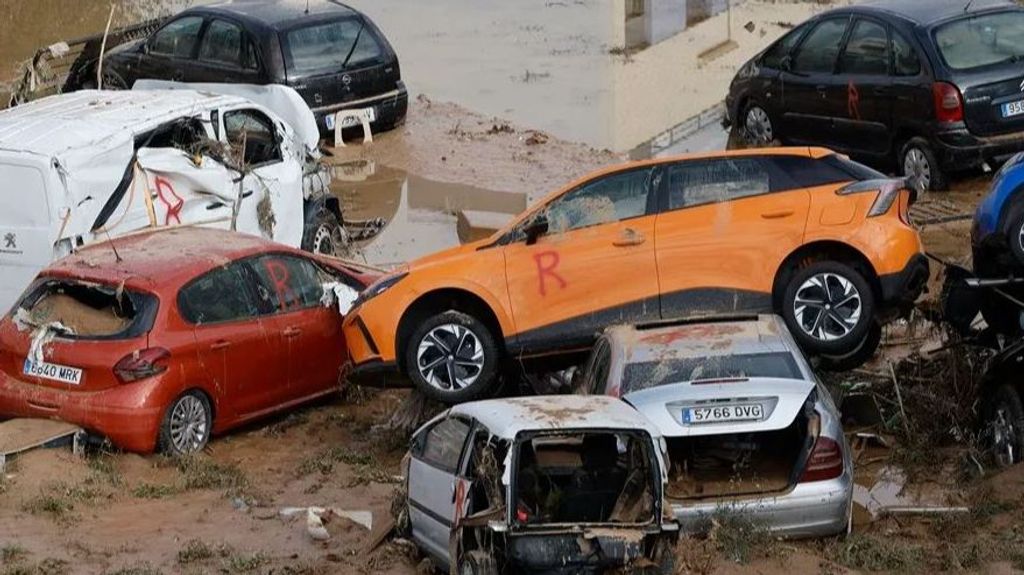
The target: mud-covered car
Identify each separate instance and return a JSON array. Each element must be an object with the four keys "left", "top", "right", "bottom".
[
  {"left": 978, "top": 337, "right": 1024, "bottom": 468},
  {"left": 576, "top": 316, "right": 853, "bottom": 538},
  {"left": 973, "top": 152, "right": 1024, "bottom": 273},
  {"left": 405, "top": 395, "right": 678, "bottom": 574}
]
